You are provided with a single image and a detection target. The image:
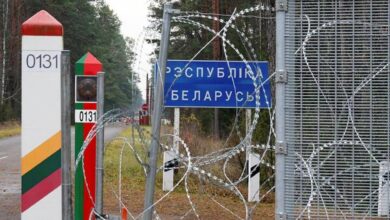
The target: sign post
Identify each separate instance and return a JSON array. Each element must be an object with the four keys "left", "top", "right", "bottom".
[
  {"left": 74, "top": 52, "right": 102, "bottom": 220},
  {"left": 163, "top": 108, "right": 180, "bottom": 191},
  {"left": 245, "top": 109, "right": 260, "bottom": 202},
  {"left": 21, "top": 10, "right": 63, "bottom": 220},
  {"left": 173, "top": 108, "right": 180, "bottom": 153}
]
